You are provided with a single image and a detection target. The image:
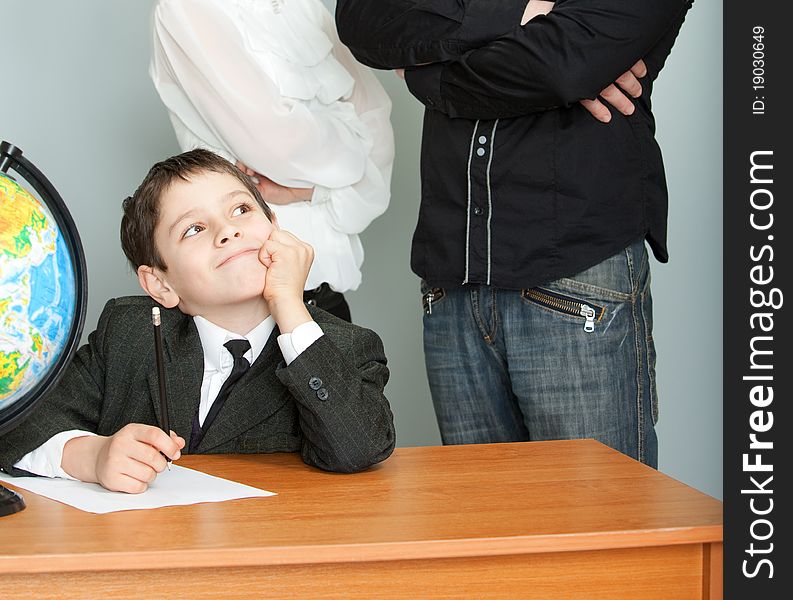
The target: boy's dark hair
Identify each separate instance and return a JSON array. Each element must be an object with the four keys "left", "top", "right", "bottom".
[{"left": 120, "top": 148, "right": 273, "bottom": 271}]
